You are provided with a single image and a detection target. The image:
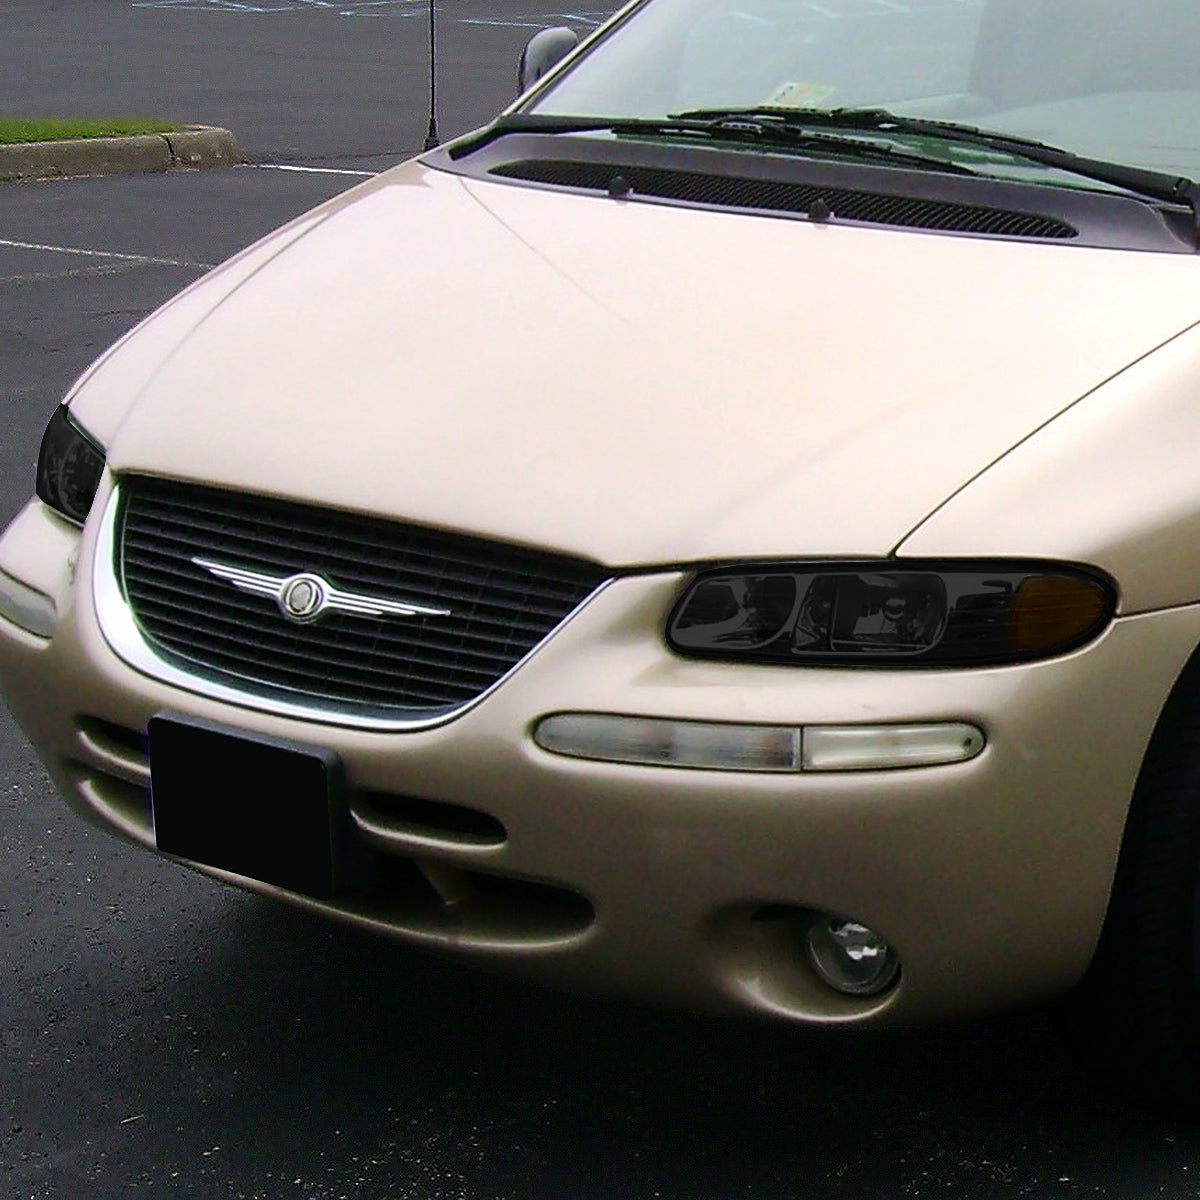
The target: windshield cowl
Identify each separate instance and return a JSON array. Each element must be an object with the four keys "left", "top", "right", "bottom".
[
  {"left": 517, "top": 0, "right": 1200, "bottom": 247},
  {"left": 433, "top": 128, "right": 1197, "bottom": 255},
  {"left": 667, "top": 106, "right": 1200, "bottom": 244}
]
